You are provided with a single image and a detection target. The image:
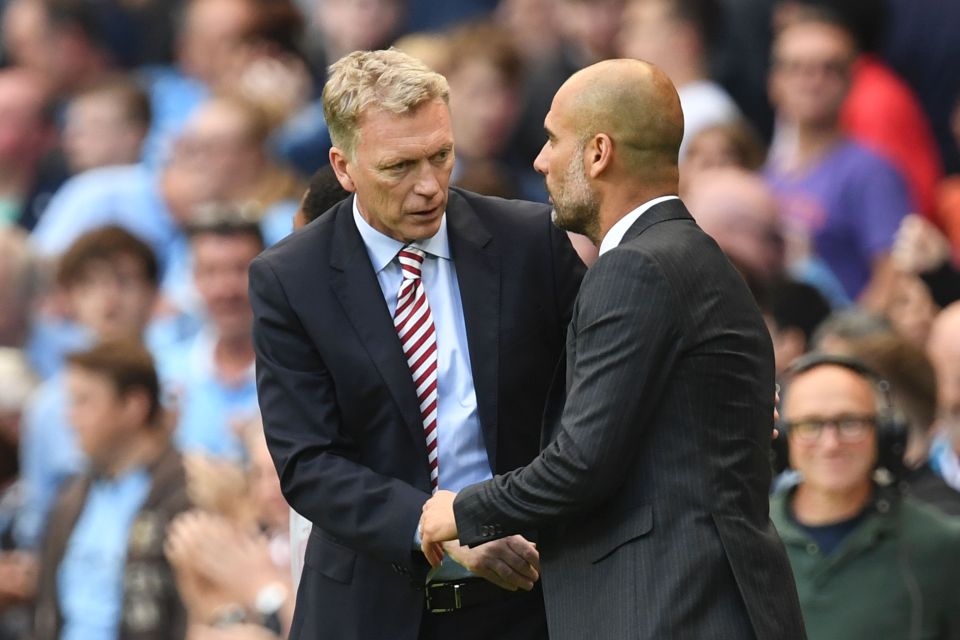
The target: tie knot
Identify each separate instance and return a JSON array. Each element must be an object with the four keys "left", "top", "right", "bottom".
[{"left": 398, "top": 246, "right": 425, "bottom": 280}]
